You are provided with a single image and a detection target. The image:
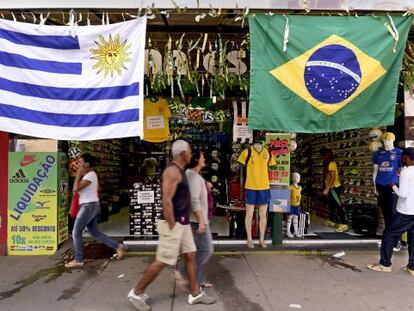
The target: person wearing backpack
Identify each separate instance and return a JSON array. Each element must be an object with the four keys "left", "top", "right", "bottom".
[{"left": 238, "top": 141, "right": 276, "bottom": 248}]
